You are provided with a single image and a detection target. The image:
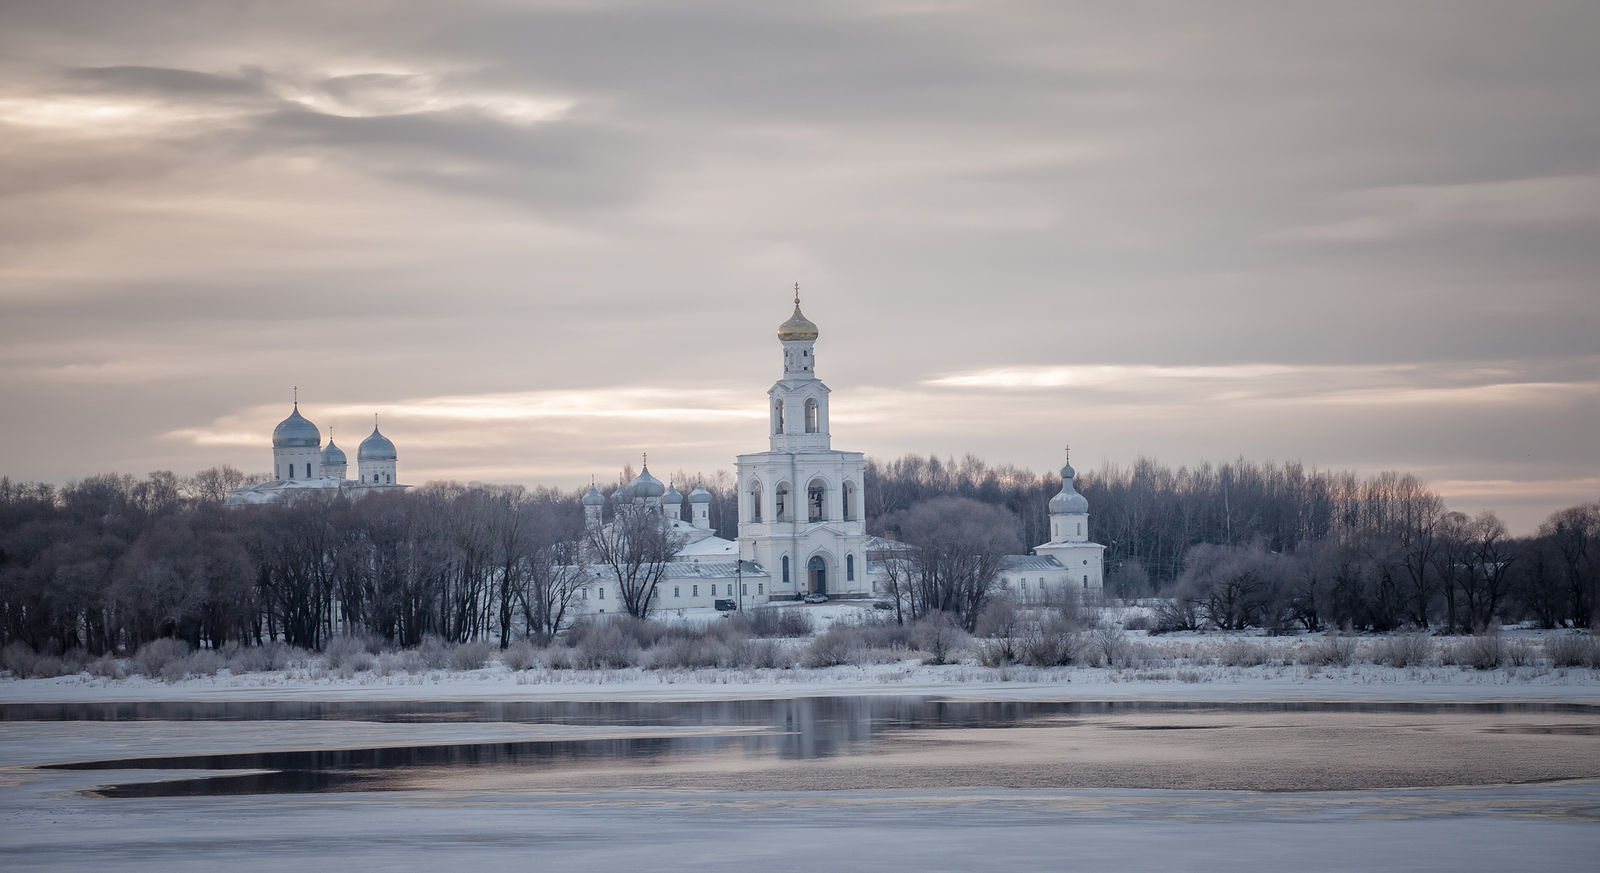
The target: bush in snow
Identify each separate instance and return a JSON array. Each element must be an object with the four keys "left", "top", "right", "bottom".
[
  {"left": 571, "top": 623, "right": 640, "bottom": 669},
  {"left": 1303, "top": 632, "right": 1358, "bottom": 667},
  {"left": 223, "top": 641, "right": 310, "bottom": 673},
  {"left": 500, "top": 640, "right": 542, "bottom": 671},
  {"left": 1545, "top": 633, "right": 1600, "bottom": 668},
  {"left": 802, "top": 627, "right": 861, "bottom": 668},
  {"left": 1216, "top": 638, "right": 1271, "bottom": 667},
  {"left": 324, "top": 635, "right": 378, "bottom": 672},
  {"left": 1448, "top": 633, "right": 1503, "bottom": 670},
  {"left": 448, "top": 640, "right": 493, "bottom": 671},
  {"left": 132, "top": 638, "right": 190, "bottom": 678},
  {"left": 913, "top": 614, "right": 968, "bottom": 665},
  {"left": 1369, "top": 633, "right": 1434, "bottom": 668},
  {"left": 732, "top": 608, "right": 814, "bottom": 638}
]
